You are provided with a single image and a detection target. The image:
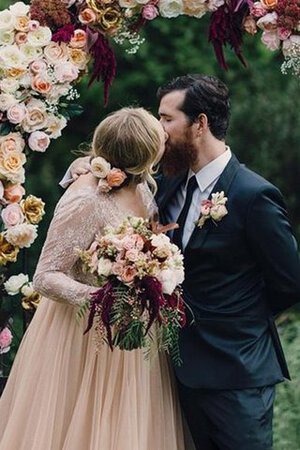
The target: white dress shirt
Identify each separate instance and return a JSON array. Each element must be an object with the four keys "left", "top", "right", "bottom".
[{"left": 165, "top": 148, "right": 232, "bottom": 249}]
